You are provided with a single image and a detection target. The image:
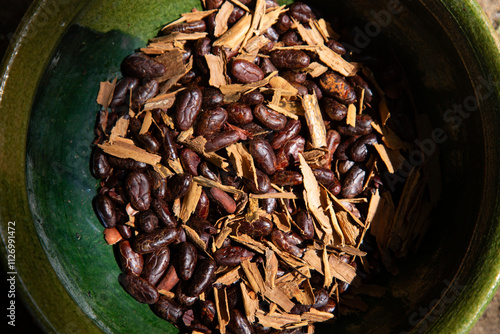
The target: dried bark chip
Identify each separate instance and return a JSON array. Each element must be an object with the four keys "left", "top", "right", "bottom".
[
  {"left": 154, "top": 49, "right": 187, "bottom": 83},
  {"left": 244, "top": 35, "right": 271, "bottom": 54},
  {"left": 214, "top": 287, "right": 230, "bottom": 334},
  {"left": 269, "top": 76, "right": 299, "bottom": 95},
  {"left": 305, "top": 62, "right": 329, "bottom": 78},
  {"left": 240, "top": 281, "right": 259, "bottom": 322},
  {"left": 226, "top": 142, "right": 257, "bottom": 184},
  {"left": 214, "top": 13, "right": 252, "bottom": 50},
  {"left": 255, "top": 310, "right": 301, "bottom": 330},
  {"left": 301, "top": 308, "right": 334, "bottom": 322},
  {"left": 182, "top": 8, "right": 218, "bottom": 22},
  {"left": 241, "top": 260, "right": 266, "bottom": 294},
  {"left": 97, "top": 78, "right": 117, "bottom": 110},
  {"left": 230, "top": 234, "right": 267, "bottom": 254},
  {"left": 346, "top": 104, "right": 357, "bottom": 128},
  {"left": 317, "top": 45, "right": 360, "bottom": 77},
  {"left": 267, "top": 103, "right": 299, "bottom": 120},
  {"left": 215, "top": 266, "right": 243, "bottom": 286},
  {"left": 242, "top": 0, "right": 267, "bottom": 48},
  {"left": 194, "top": 176, "right": 245, "bottom": 196},
  {"left": 179, "top": 182, "right": 203, "bottom": 223},
  {"left": 206, "top": 53, "right": 229, "bottom": 87},
  {"left": 104, "top": 227, "right": 123, "bottom": 245},
  {"left": 214, "top": 2, "right": 234, "bottom": 37},
  {"left": 302, "top": 93, "right": 327, "bottom": 149},
  {"left": 328, "top": 254, "right": 356, "bottom": 284},
  {"left": 143, "top": 91, "right": 179, "bottom": 111},
  {"left": 182, "top": 224, "right": 208, "bottom": 252},
  {"left": 99, "top": 137, "right": 162, "bottom": 166},
  {"left": 265, "top": 249, "right": 279, "bottom": 289},
  {"left": 109, "top": 116, "right": 130, "bottom": 143}
]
